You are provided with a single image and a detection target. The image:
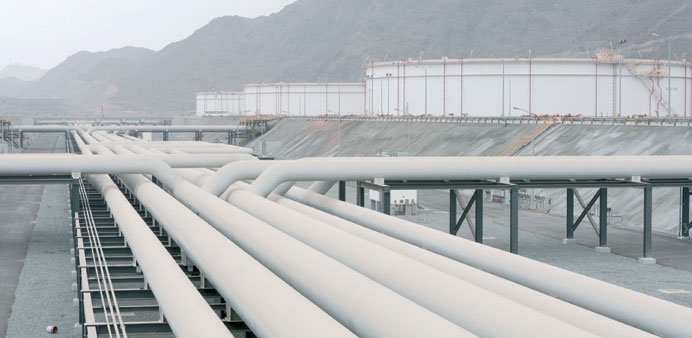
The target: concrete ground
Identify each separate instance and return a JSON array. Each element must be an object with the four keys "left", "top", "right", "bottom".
[
  {"left": 5, "top": 184, "right": 74, "bottom": 338},
  {"left": 0, "top": 134, "right": 66, "bottom": 337},
  {"left": 322, "top": 182, "right": 692, "bottom": 308}
]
